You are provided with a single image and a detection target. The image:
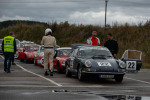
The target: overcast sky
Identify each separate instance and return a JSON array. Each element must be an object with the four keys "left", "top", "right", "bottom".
[{"left": 0, "top": 0, "right": 150, "bottom": 25}]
